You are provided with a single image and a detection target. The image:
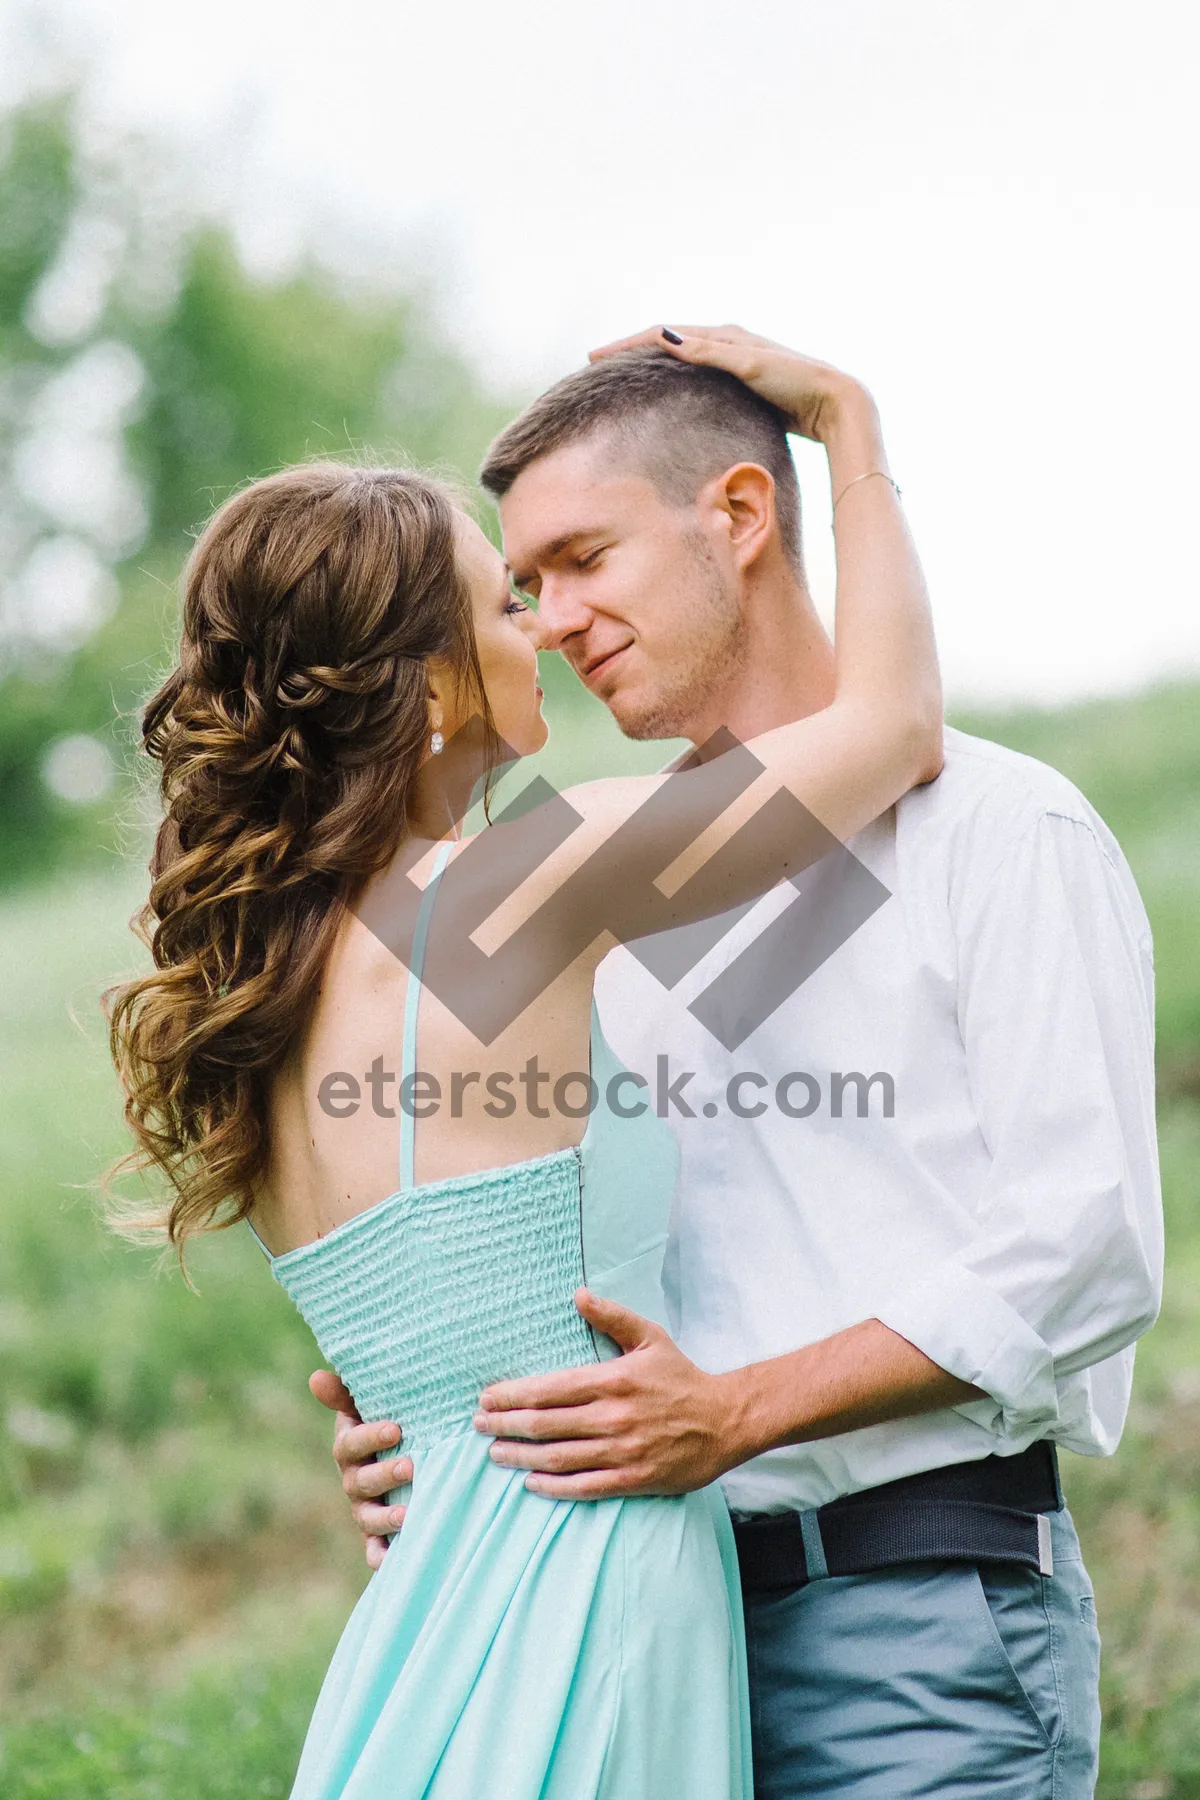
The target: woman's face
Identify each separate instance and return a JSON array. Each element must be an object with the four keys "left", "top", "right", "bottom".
[{"left": 451, "top": 512, "right": 549, "bottom": 758}]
